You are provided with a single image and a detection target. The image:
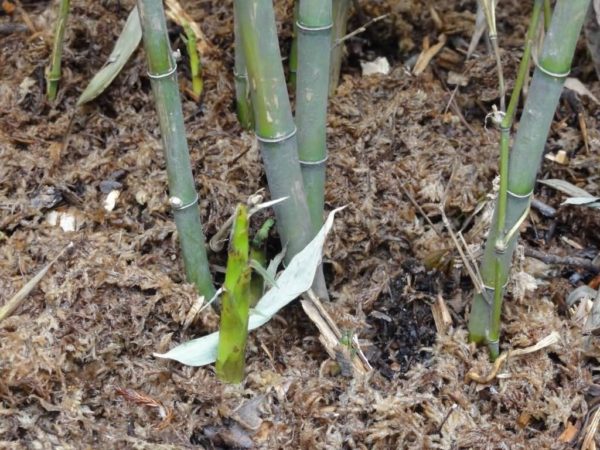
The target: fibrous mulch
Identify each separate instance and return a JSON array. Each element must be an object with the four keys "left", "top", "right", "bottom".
[{"left": 1, "top": 0, "right": 600, "bottom": 448}]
